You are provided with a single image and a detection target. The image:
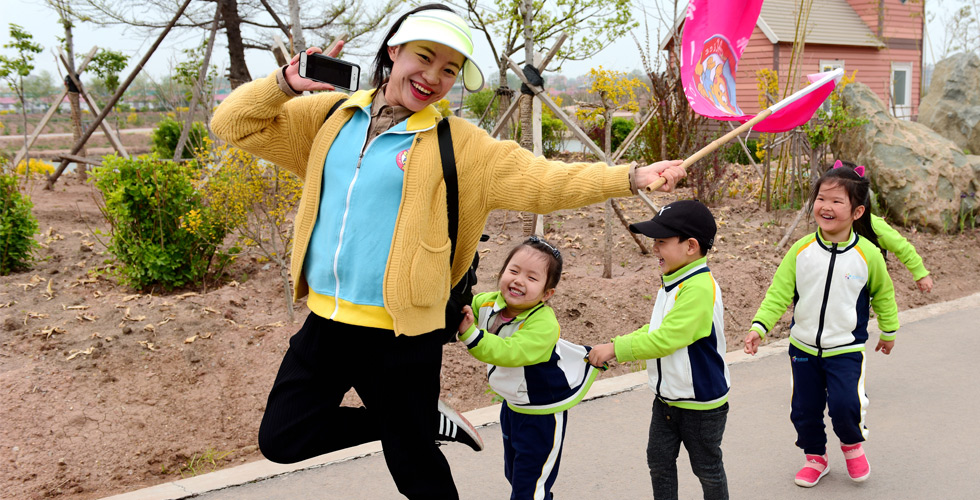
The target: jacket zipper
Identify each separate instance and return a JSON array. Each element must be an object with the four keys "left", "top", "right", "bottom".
[
  {"left": 814, "top": 242, "right": 838, "bottom": 357},
  {"left": 328, "top": 128, "right": 376, "bottom": 320}
]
